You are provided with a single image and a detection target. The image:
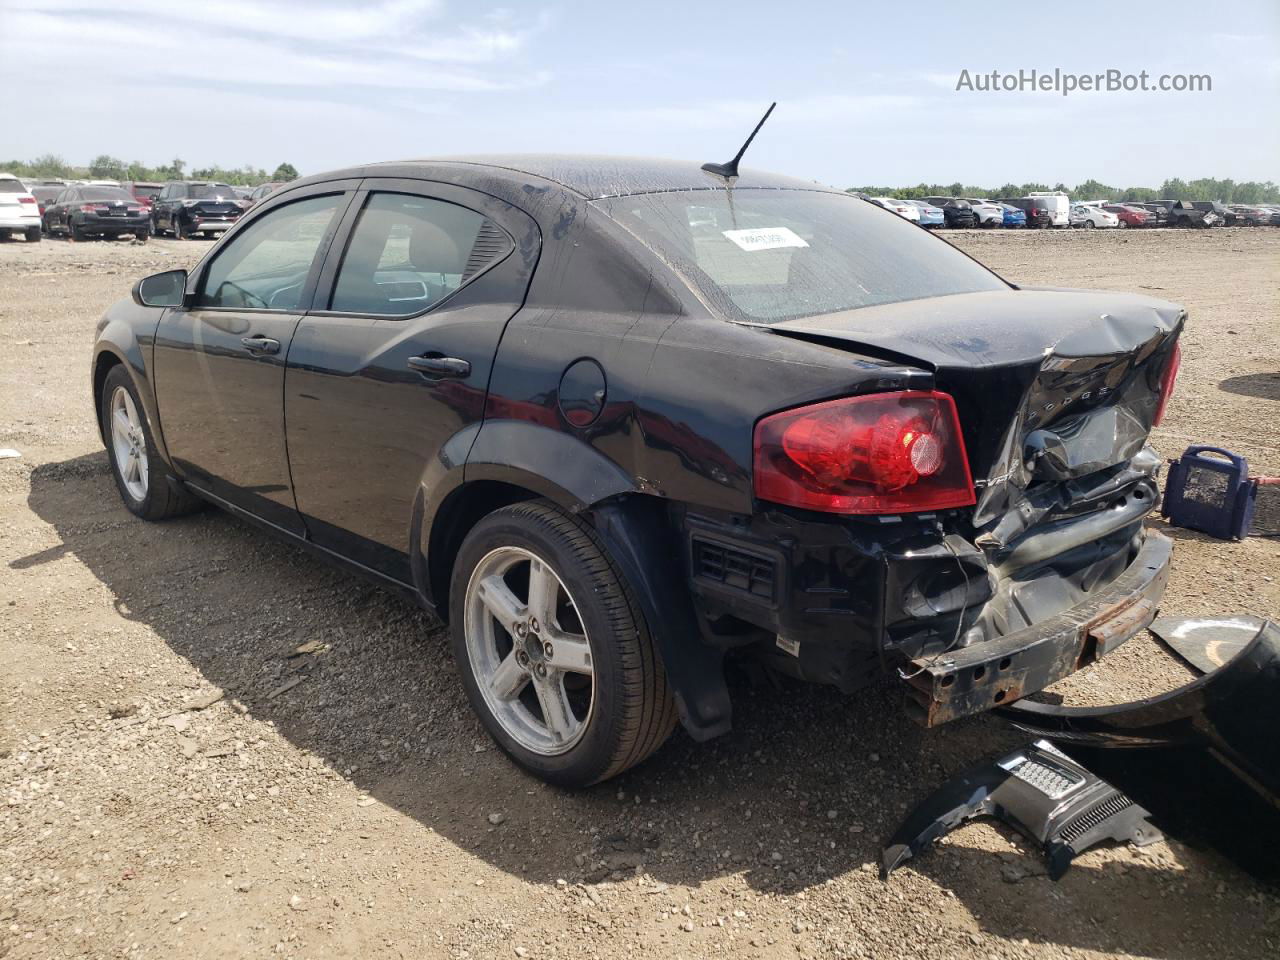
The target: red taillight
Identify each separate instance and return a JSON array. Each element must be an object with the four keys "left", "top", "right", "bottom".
[
  {"left": 753, "top": 391, "right": 976, "bottom": 514},
  {"left": 79, "top": 204, "right": 108, "bottom": 213},
  {"left": 18, "top": 196, "right": 35, "bottom": 205},
  {"left": 1153, "top": 341, "right": 1181, "bottom": 427}
]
